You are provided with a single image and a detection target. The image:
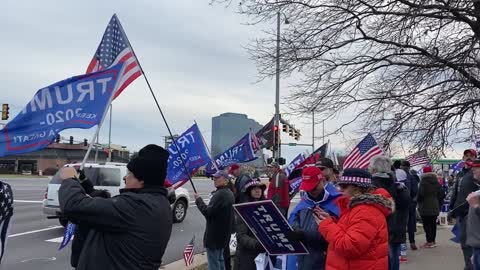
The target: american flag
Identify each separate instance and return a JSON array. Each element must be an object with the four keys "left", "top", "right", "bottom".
[
  {"left": 343, "top": 133, "right": 383, "bottom": 169},
  {"left": 183, "top": 236, "right": 195, "bottom": 266},
  {"left": 406, "top": 150, "right": 430, "bottom": 167},
  {"left": 0, "top": 182, "right": 13, "bottom": 263},
  {"left": 86, "top": 14, "right": 141, "bottom": 99}
]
